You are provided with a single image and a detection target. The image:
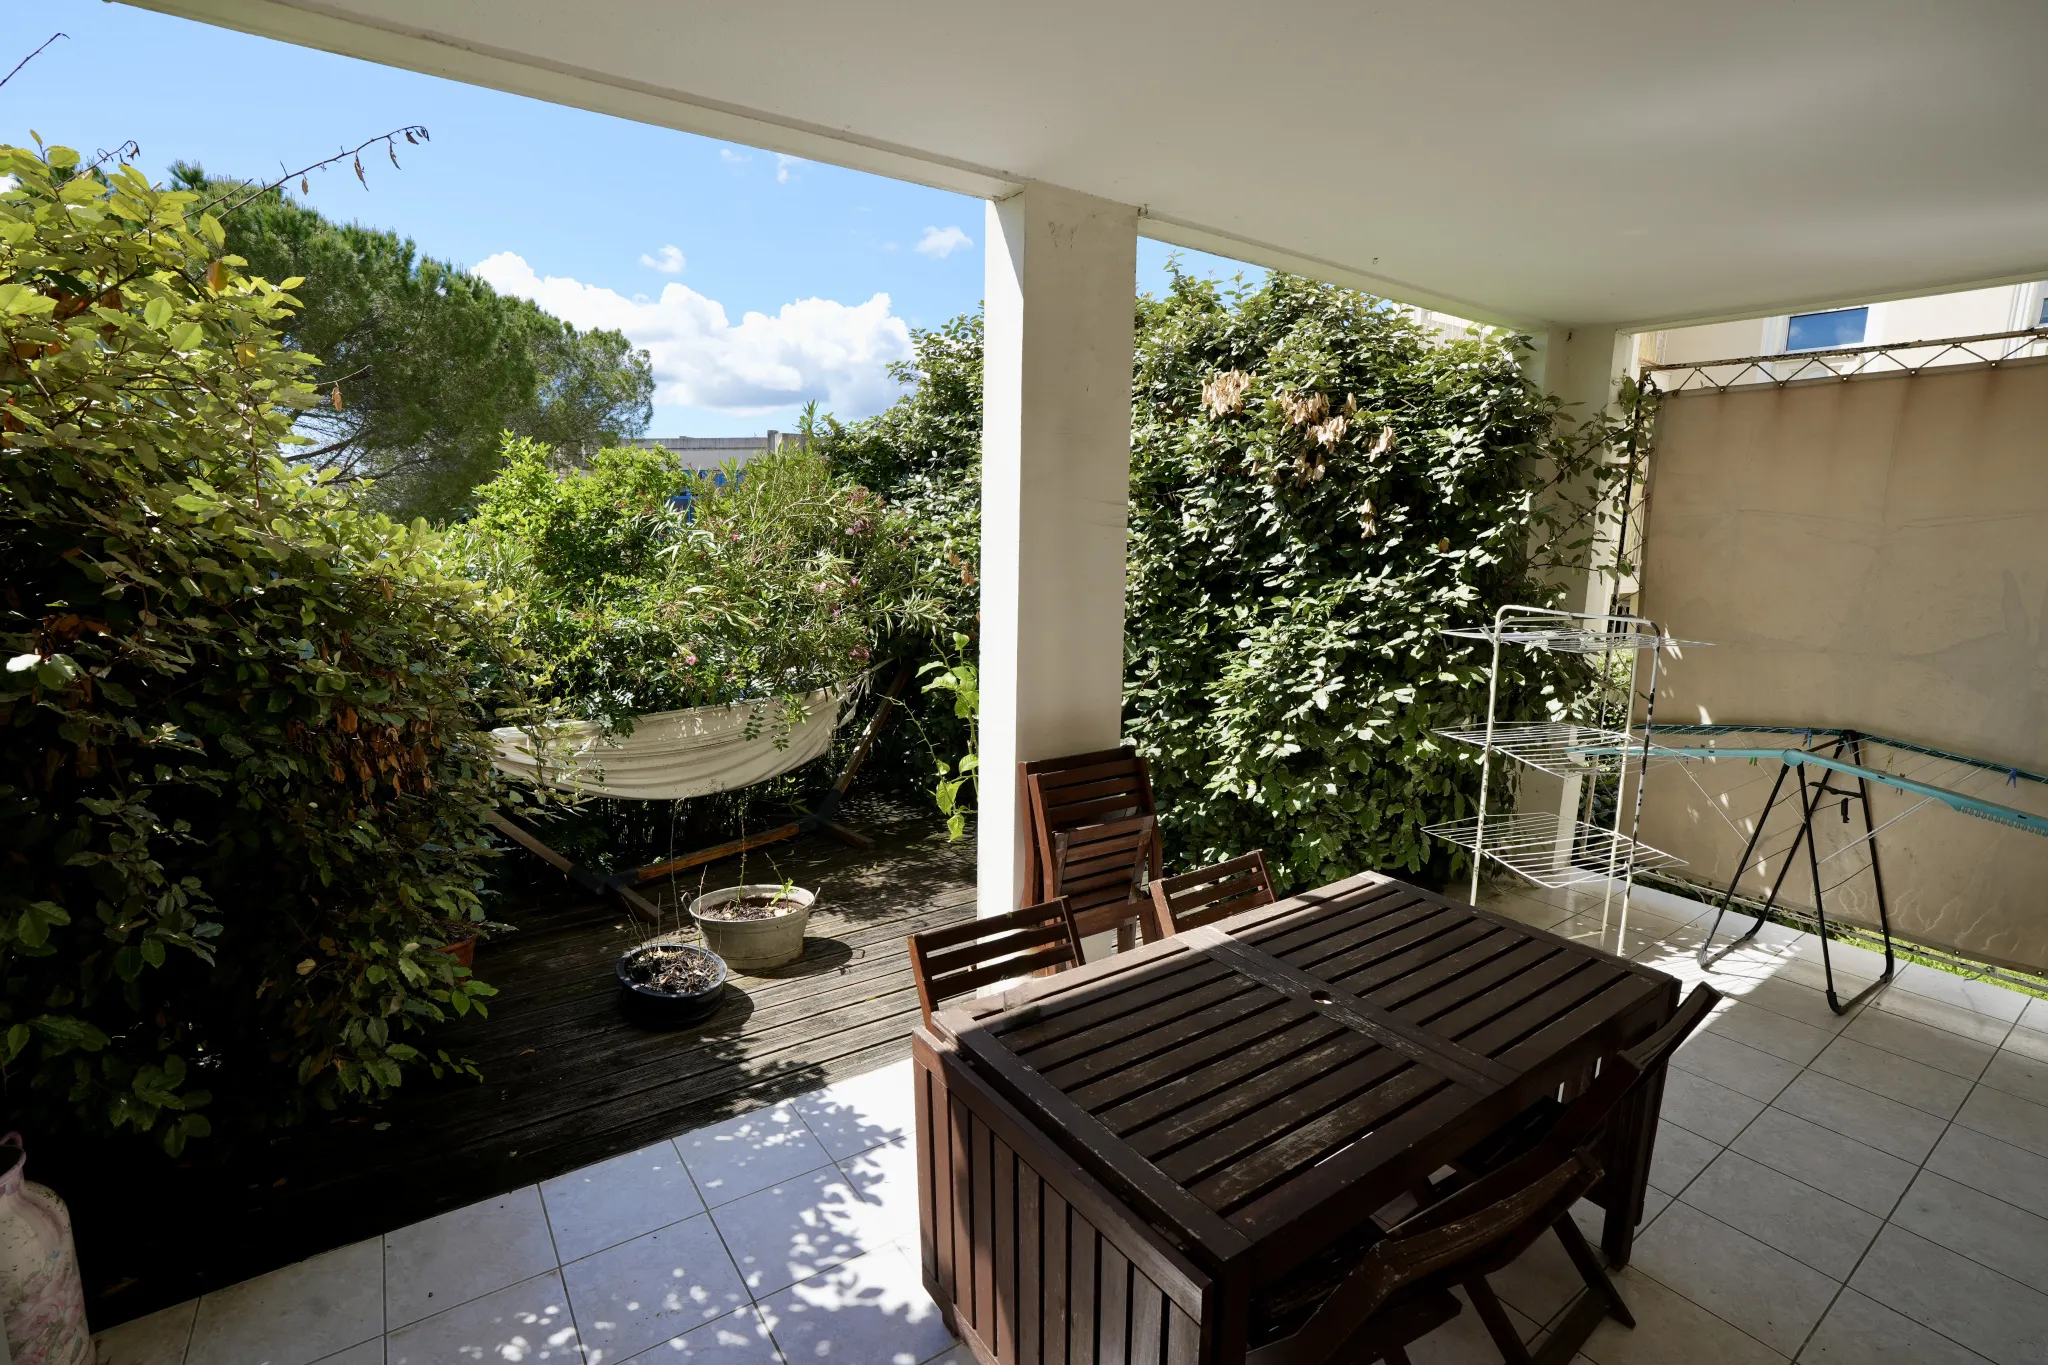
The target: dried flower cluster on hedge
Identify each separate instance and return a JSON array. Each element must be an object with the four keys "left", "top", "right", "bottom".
[{"left": 0, "top": 144, "right": 513, "bottom": 1152}]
